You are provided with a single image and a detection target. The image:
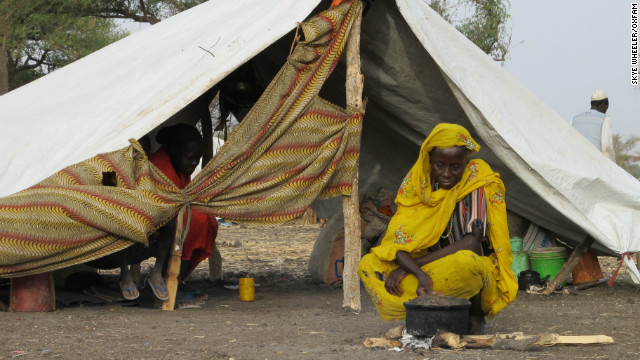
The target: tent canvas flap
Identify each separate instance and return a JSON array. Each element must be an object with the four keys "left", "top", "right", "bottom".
[
  {"left": 0, "top": 0, "right": 321, "bottom": 197},
  {"left": 396, "top": 0, "right": 640, "bottom": 254},
  {"left": 1, "top": 0, "right": 638, "bottom": 259}
]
